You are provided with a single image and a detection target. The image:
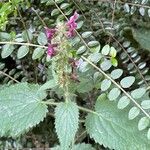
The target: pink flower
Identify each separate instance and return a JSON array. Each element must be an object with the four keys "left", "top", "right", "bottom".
[
  {"left": 66, "top": 11, "right": 79, "bottom": 37},
  {"left": 47, "top": 44, "right": 57, "bottom": 57},
  {"left": 45, "top": 27, "right": 56, "bottom": 40}
]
